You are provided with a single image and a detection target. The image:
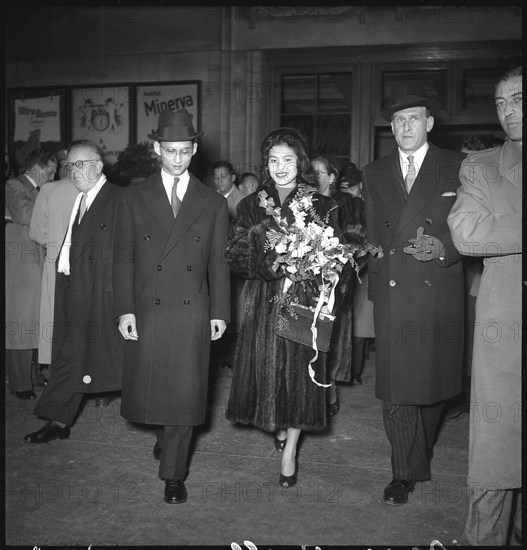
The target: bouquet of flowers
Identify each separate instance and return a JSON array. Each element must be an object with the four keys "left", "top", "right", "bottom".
[{"left": 259, "top": 186, "right": 382, "bottom": 386}]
